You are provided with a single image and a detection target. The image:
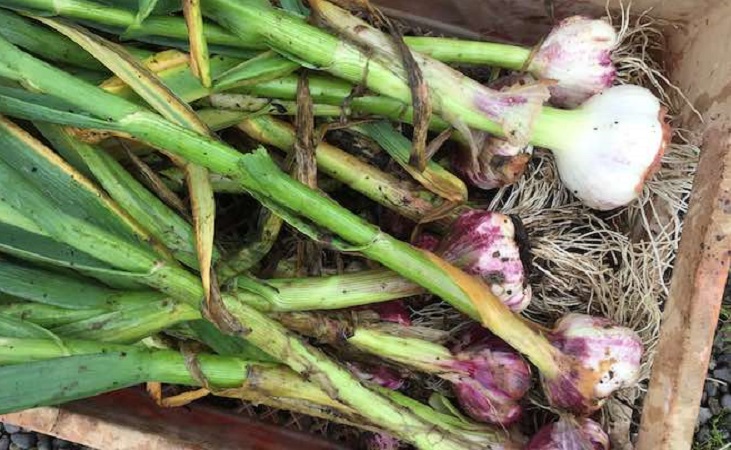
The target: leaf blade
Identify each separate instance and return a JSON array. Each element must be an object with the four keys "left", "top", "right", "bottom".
[{"left": 182, "top": 0, "right": 212, "bottom": 87}]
